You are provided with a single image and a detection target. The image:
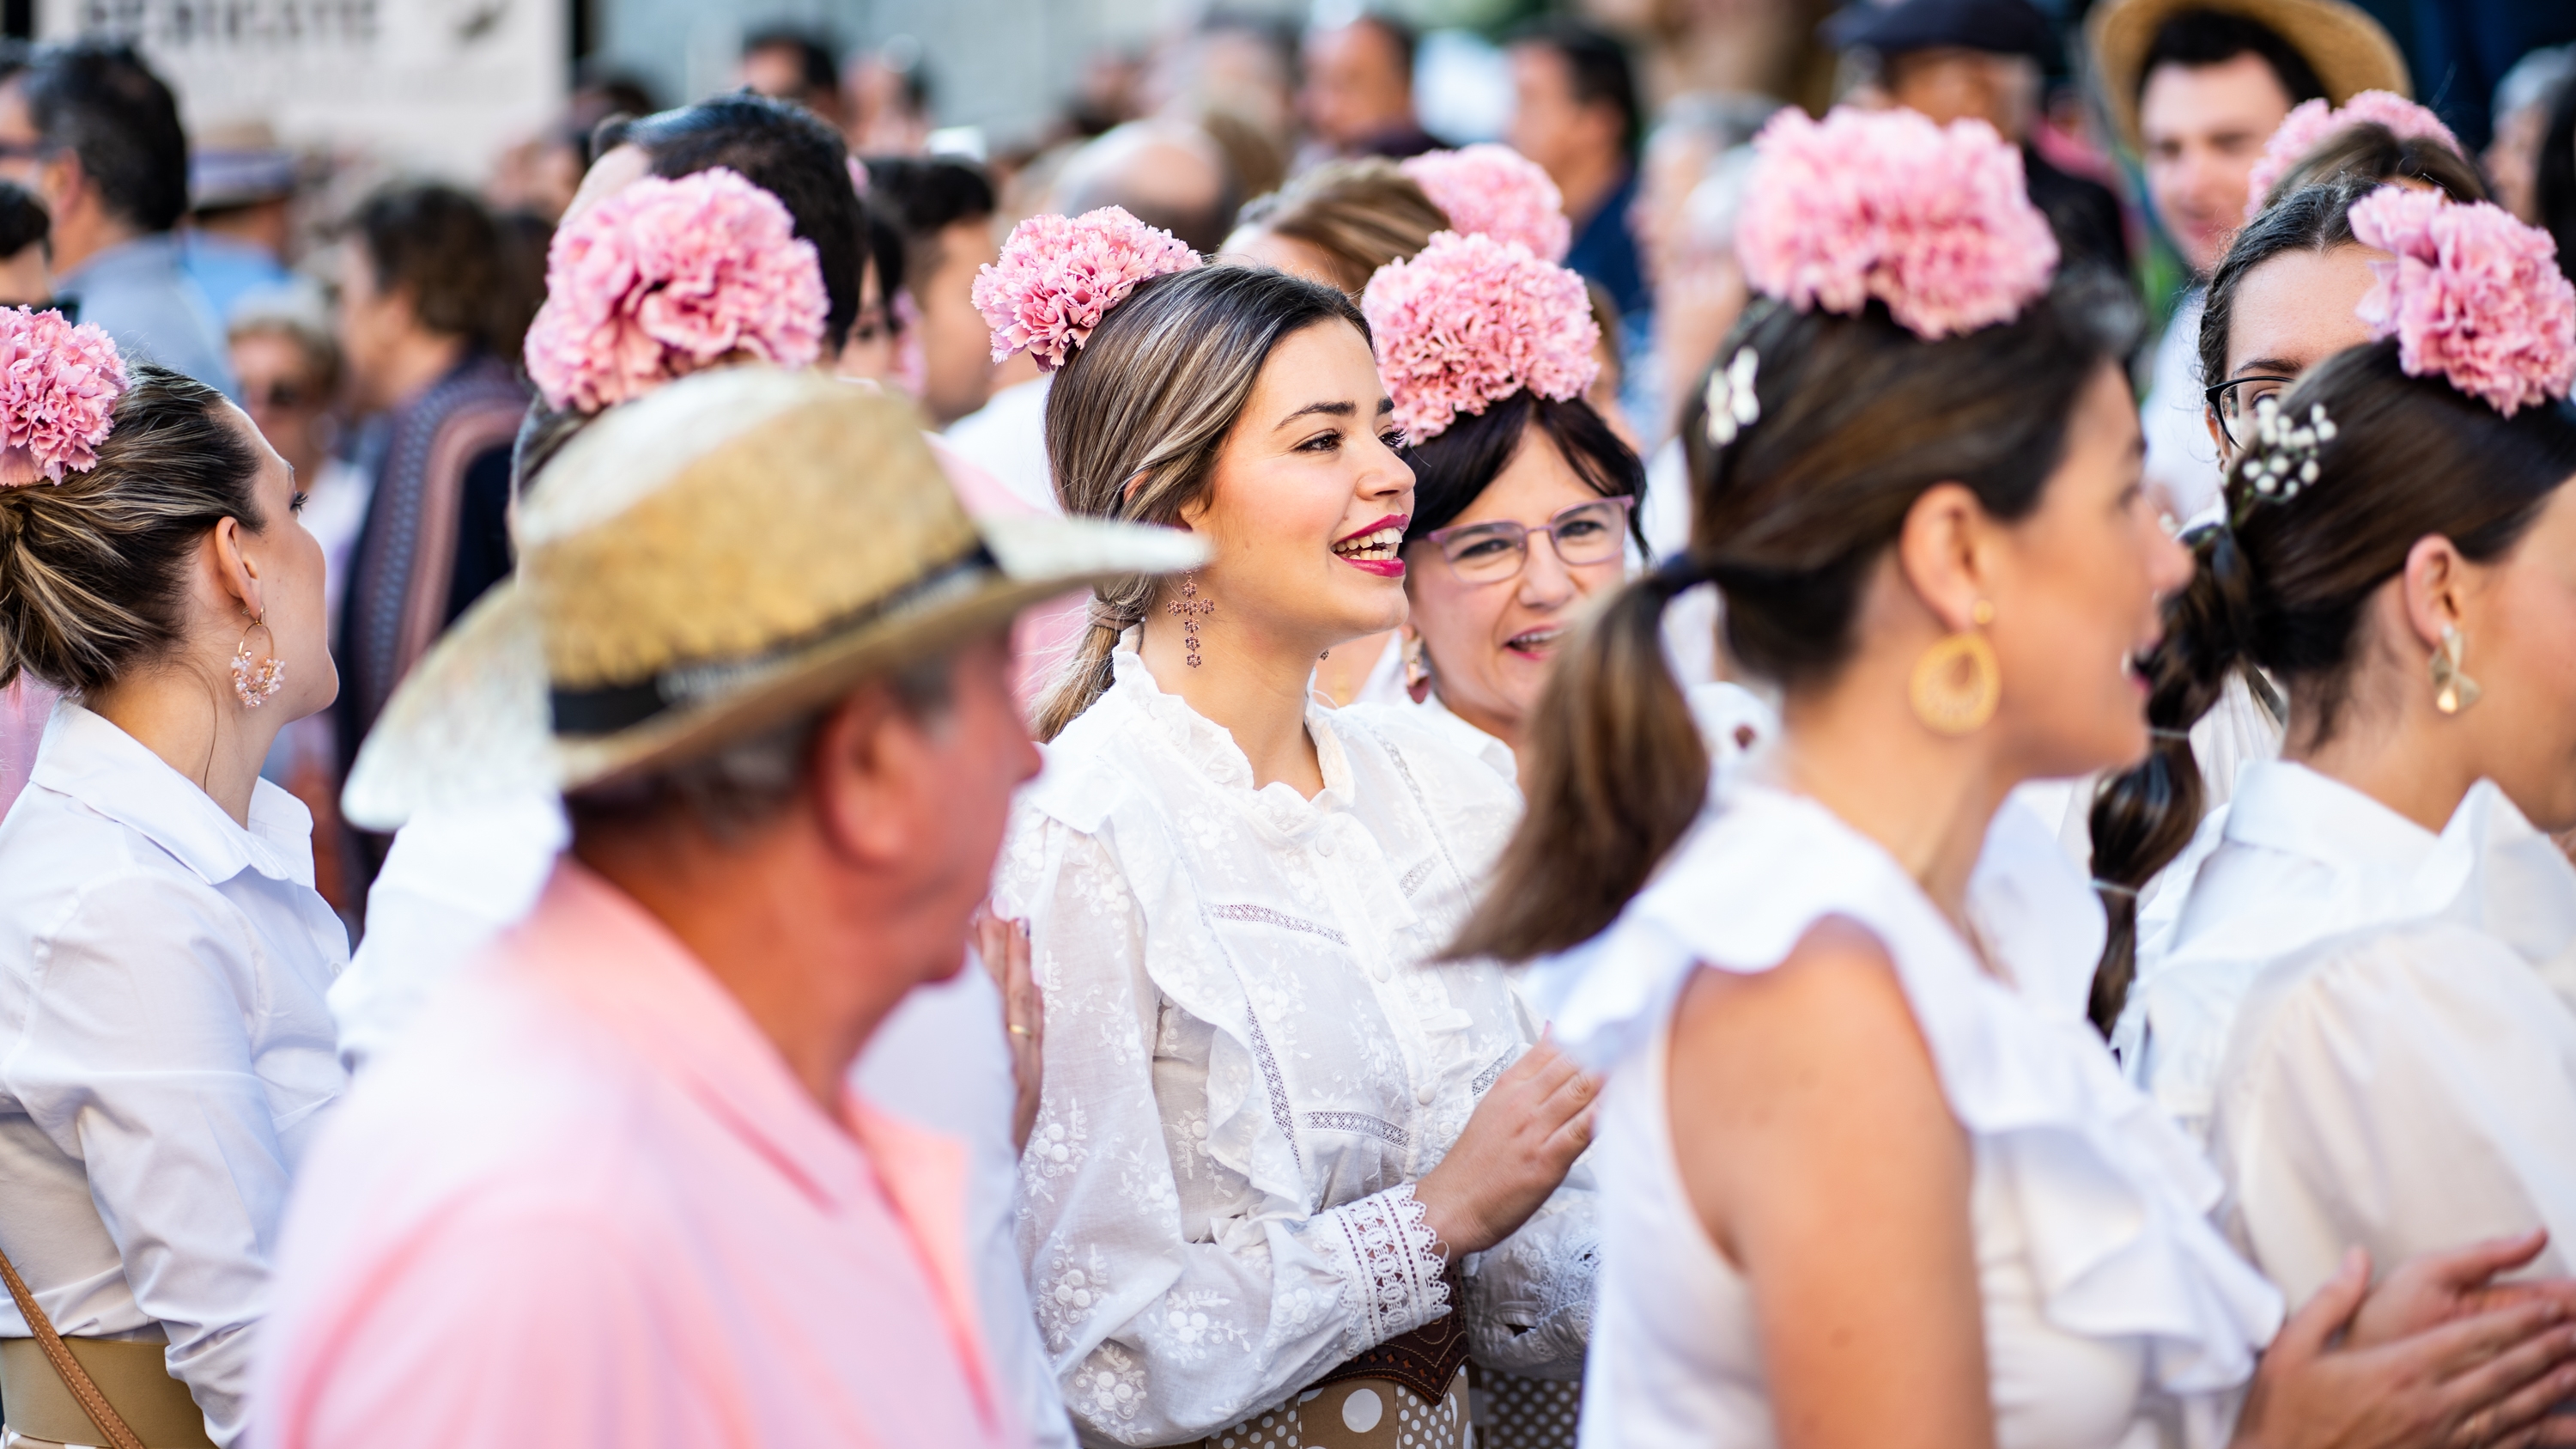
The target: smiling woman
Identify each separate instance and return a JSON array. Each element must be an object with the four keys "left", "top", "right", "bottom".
[{"left": 976, "top": 210, "right": 1601, "bottom": 1447}]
